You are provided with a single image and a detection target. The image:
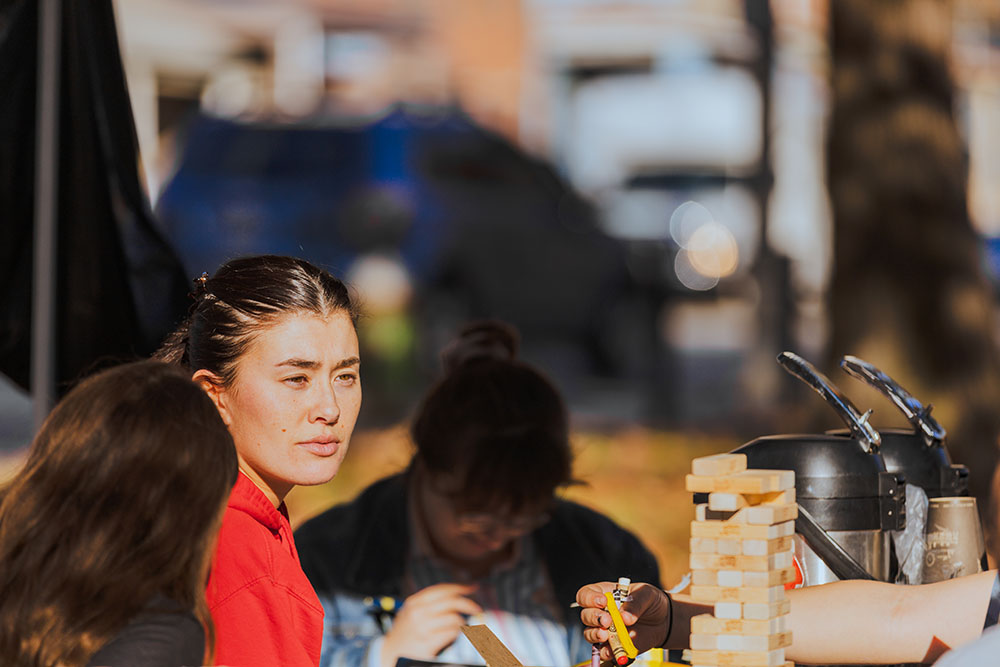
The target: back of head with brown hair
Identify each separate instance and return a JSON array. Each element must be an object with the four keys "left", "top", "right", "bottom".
[
  {"left": 0, "top": 360, "right": 238, "bottom": 667},
  {"left": 411, "top": 320, "right": 576, "bottom": 513}
]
